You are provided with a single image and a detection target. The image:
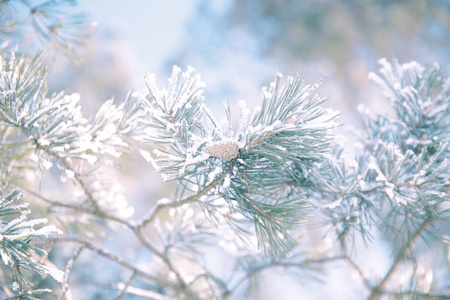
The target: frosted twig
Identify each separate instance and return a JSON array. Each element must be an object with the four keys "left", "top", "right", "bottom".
[
  {"left": 44, "top": 236, "right": 179, "bottom": 289},
  {"left": 368, "top": 207, "right": 439, "bottom": 300},
  {"left": 26, "top": 189, "right": 195, "bottom": 298},
  {"left": 113, "top": 271, "right": 136, "bottom": 300},
  {"left": 59, "top": 245, "right": 84, "bottom": 300},
  {"left": 229, "top": 255, "right": 345, "bottom": 295},
  {"left": 138, "top": 168, "right": 230, "bottom": 229}
]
